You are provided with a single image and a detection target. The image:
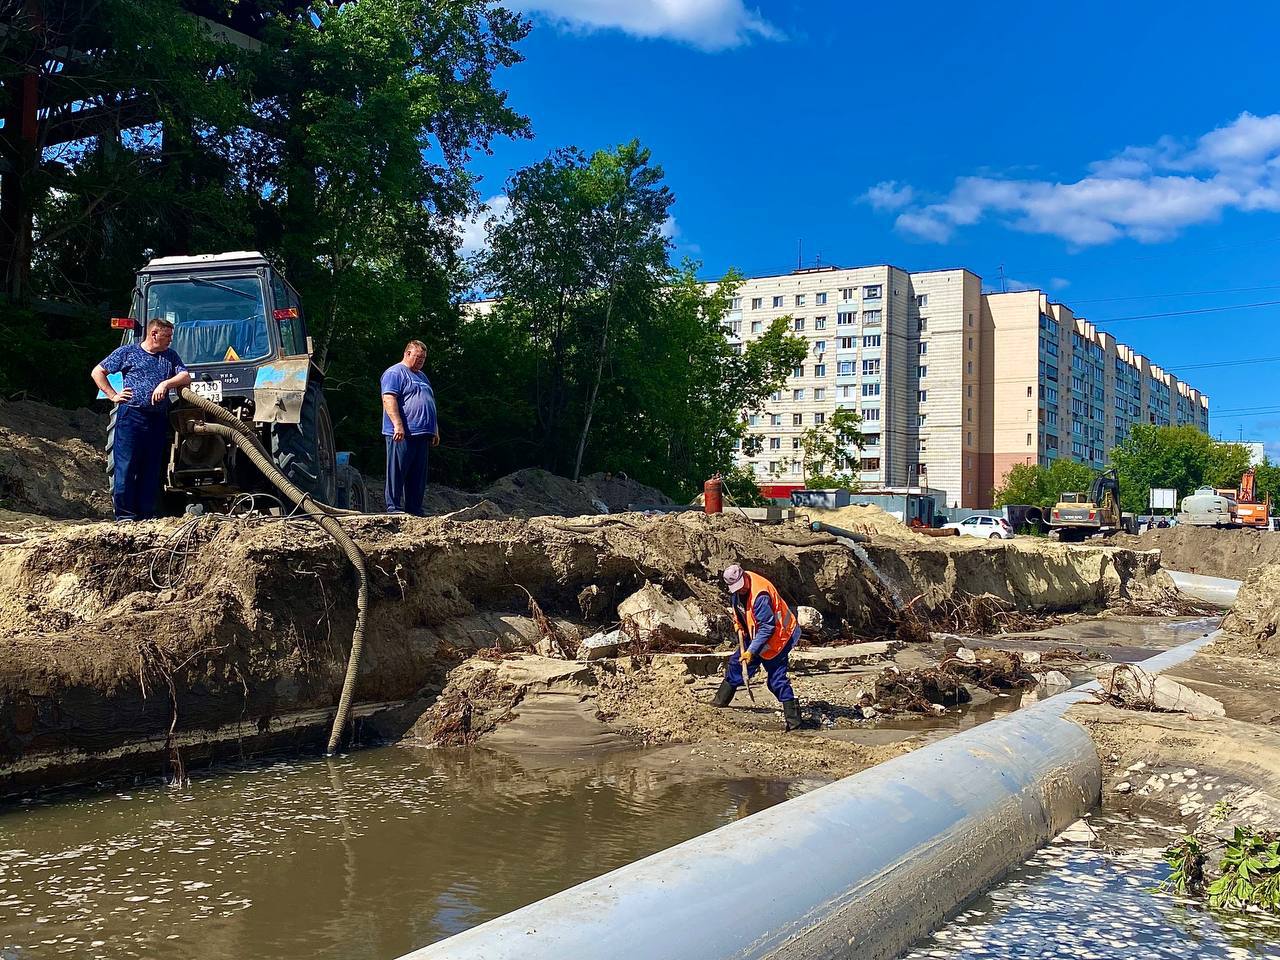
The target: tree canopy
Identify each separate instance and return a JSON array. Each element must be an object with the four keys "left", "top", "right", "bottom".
[{"left": 993, "top": 459, "right": 1097, "bottom": 511}]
